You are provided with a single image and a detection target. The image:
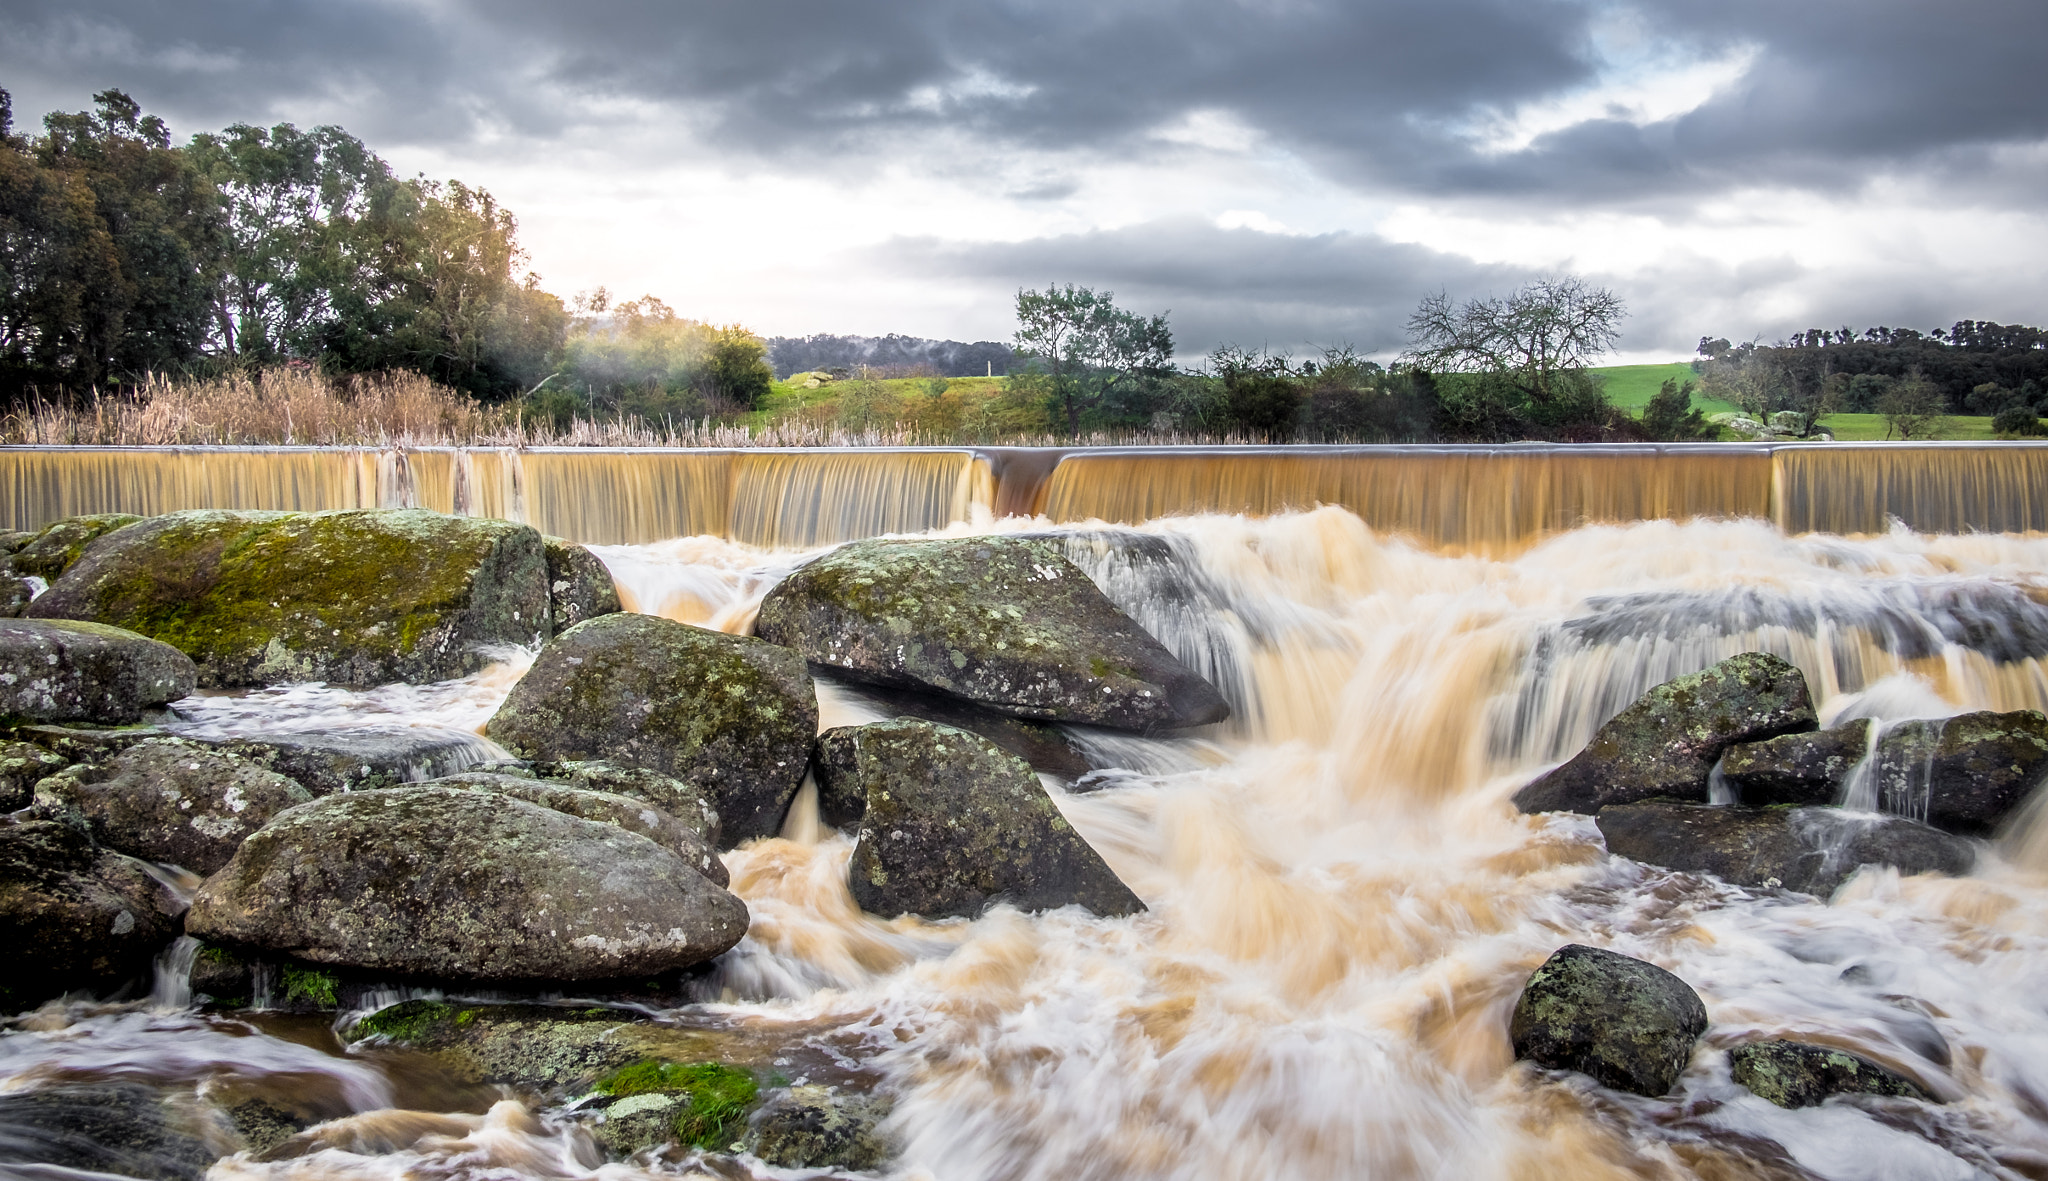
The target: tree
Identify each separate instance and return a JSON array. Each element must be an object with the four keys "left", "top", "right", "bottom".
[
  {"left": 1402, "top": 276, "right": 1624, "bottom": 405},
  {"left": 1640, "top": 377, "right": 1717, "bottom": 441},
  {"left": 1211, "top": 345, "right": 1300, "bottom": 441},
  {"left": 1879, "top": 369, "right": 1951, "bottom": 440},
  {"left": 1013, "top": 284, "right": 1173, "bottom": 436}
]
